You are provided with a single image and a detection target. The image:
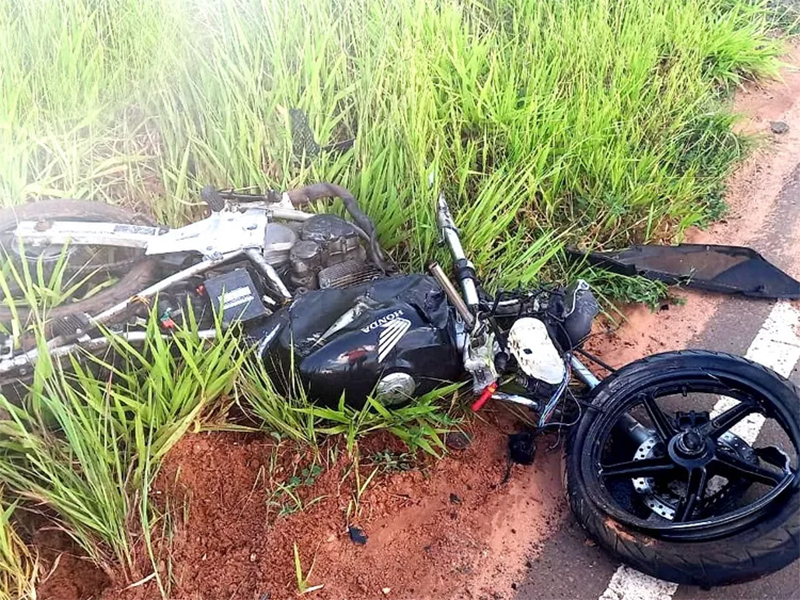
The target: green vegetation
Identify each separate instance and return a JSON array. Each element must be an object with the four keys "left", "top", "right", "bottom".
[
  {"left": 0, "top": 243, "right": 109, "bottom": 316},
  {"left": 0, "top": 314, "right": 241, "bottom": 587},
  {"left": 366, "top": 450, "right": 419, "bottom": 474},
  {"left": 265, "top": 458, "right": 327, "bottom": 520},
  {"left": 0, "top": 0, "right": 784, "bottom": 284},
  {"left": 239, "top": 355, "right": 460, "bottom": 455},
  {"left": 293, "top": 541, "right": 322, "bottom": 595},
  {"left": 0, "top": 304, "right": 460, "bottom": 594},
  {"left": 0, "top": 0, "right": 790, "bottom": 595},
  {"left": 586, "top": 271, "right": 673, "bottom": 312},
  {"left": 0, "top": 492, "right": 37, "bottom": 600}
]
